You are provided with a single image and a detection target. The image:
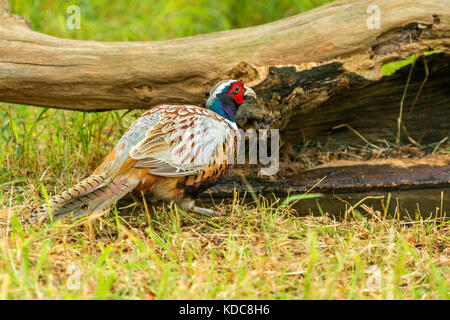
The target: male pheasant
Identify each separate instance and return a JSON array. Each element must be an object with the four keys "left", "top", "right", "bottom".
[{"left": 33, "top": 79, "right": 256, "bottom": 221}]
